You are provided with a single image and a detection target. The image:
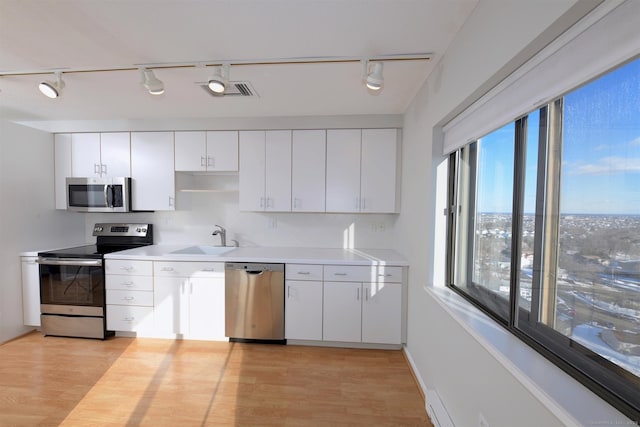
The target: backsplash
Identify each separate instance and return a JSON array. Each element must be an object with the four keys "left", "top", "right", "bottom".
[{"left": 82, "top": 189, "right": 397, "bottom": 249}]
